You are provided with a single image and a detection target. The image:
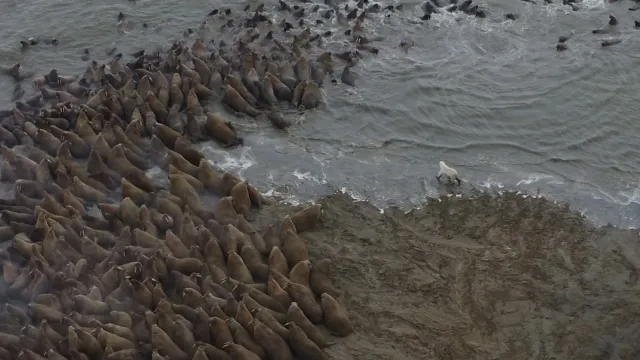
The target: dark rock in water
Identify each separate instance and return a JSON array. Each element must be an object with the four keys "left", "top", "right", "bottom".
[
  {"left": 558, "top": 36, "right": 570, "bottom": 43},
  {"left": 556, "top": 43, "right": 568, "bottom": 51}
]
